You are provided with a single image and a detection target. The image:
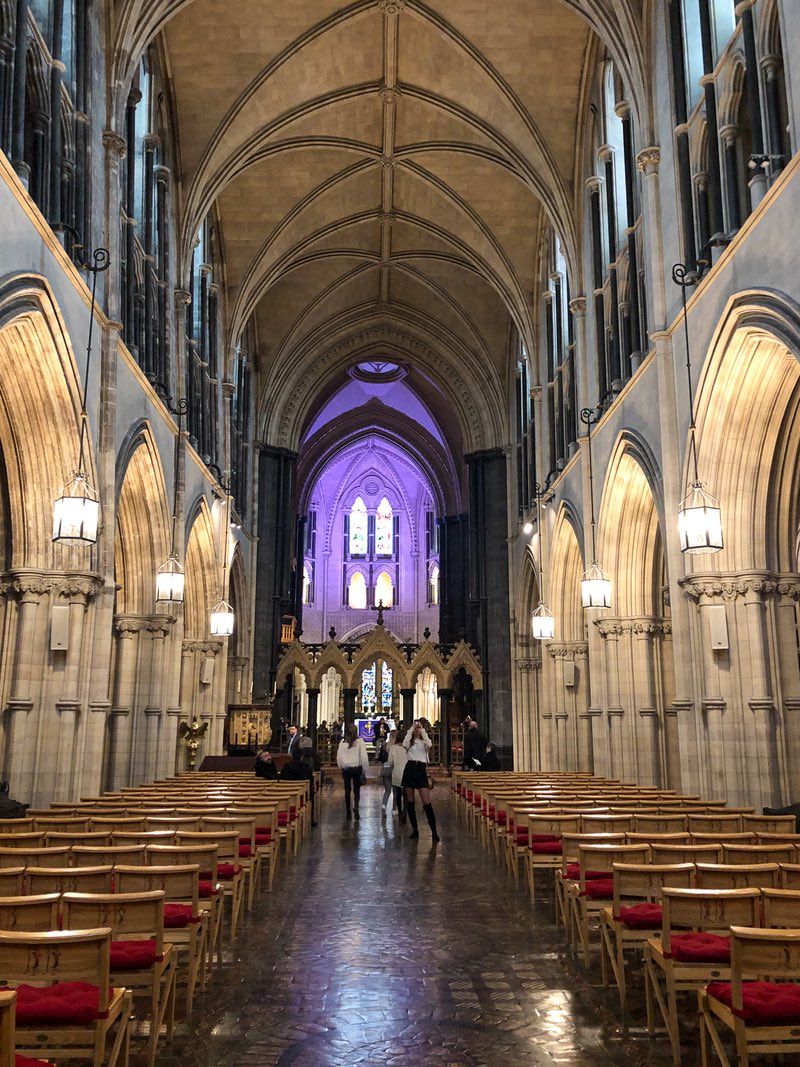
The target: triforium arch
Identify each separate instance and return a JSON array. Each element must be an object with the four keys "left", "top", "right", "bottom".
[
  {"left": 511, "top": 546, "right": 543, "bottom": 772},
  {"left": 681, "top": 292, "right": 800, "bottom": 809},
  {"left": 541, "top": 502, "right": 588, "bottom": 773},
  {"left": 0, "top": 277, "right": 105, "bottom": 808},
  {"left": 594, "top": 435, "right": 675, "bottom": 788}
]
